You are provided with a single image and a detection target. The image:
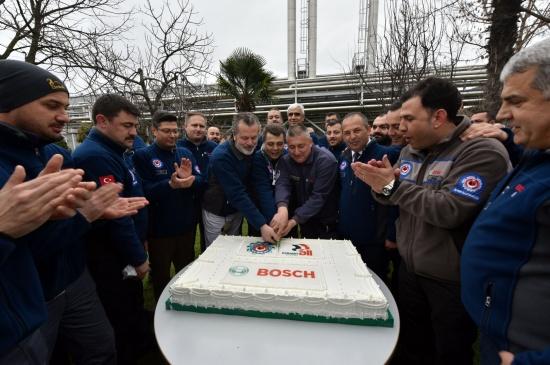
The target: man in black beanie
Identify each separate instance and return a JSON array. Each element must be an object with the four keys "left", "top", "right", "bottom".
[{"left": 0, "top": 60, "right": 144, "bottom": 364}]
